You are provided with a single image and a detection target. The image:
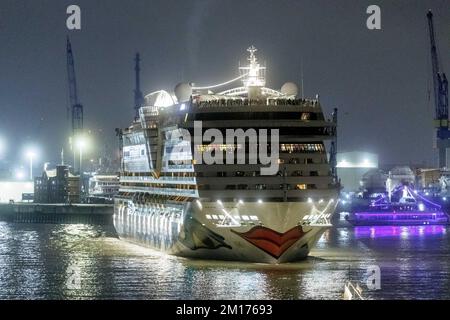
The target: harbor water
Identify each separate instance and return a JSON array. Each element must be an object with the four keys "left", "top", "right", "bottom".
[{"left": 1, "top": 217, "right": 450, "bottom": 299}]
